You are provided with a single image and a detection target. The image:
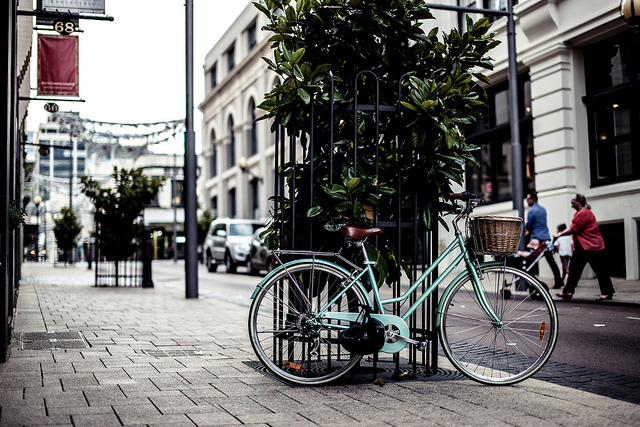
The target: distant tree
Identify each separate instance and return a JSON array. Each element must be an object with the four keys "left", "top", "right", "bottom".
[
  {"left": 53, "top": 207, "right": 82, "bottom": 265},
  {"left": 197, "top": 209, "right": 213, "bottom": 245},
  {"left": 81, "top": 168, "right": 165, "bottom": 281}
]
